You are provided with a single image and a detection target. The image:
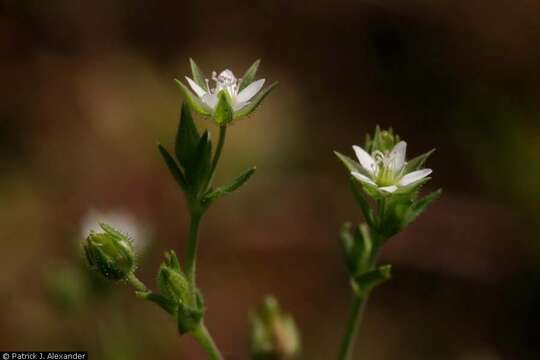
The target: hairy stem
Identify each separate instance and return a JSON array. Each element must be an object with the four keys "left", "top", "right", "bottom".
[
  {"left": 184, "top": 211, "right": 203, "bottom": 285},
  {"left": 192, "top": 323, "right": 224, "bottom": 360},
  {"left": 126, "top": 273, "right": 148, "bottom": 293}
]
